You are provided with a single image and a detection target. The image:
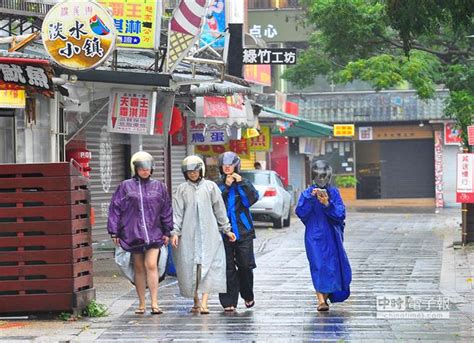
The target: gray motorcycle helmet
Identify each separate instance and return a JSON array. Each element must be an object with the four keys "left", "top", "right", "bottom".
[{"left": 311, "top": 160, "right": 332, "bottom": 188}]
